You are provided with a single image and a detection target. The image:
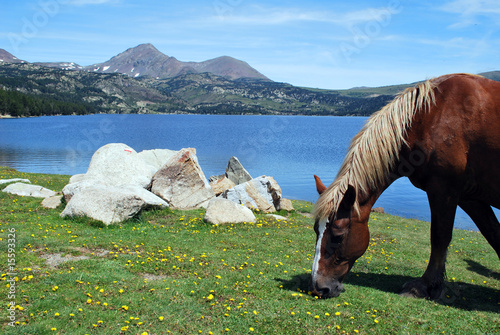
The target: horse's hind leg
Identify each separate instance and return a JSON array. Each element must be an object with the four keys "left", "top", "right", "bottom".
[
  {"left": 401, "top": 190, "right": 457, "bottom": 299},
  {"left": 459, "top": 200, "right": 500, "bottom": 258}
]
